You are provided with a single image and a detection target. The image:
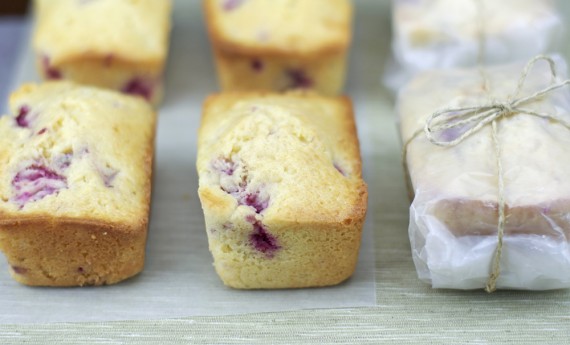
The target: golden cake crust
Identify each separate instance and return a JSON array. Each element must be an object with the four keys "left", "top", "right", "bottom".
[
  {"left": 33, "top": 0, "right": 172, "bottom": 66},
  {"left": 32, "top": 0, "right": 172, "bottom": 105},
  {"left": 203, "top": 0, "right": 352, "bottom": 58},
  {"left": 0, "top": 217, "right": 147, "bottom": 286}
]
